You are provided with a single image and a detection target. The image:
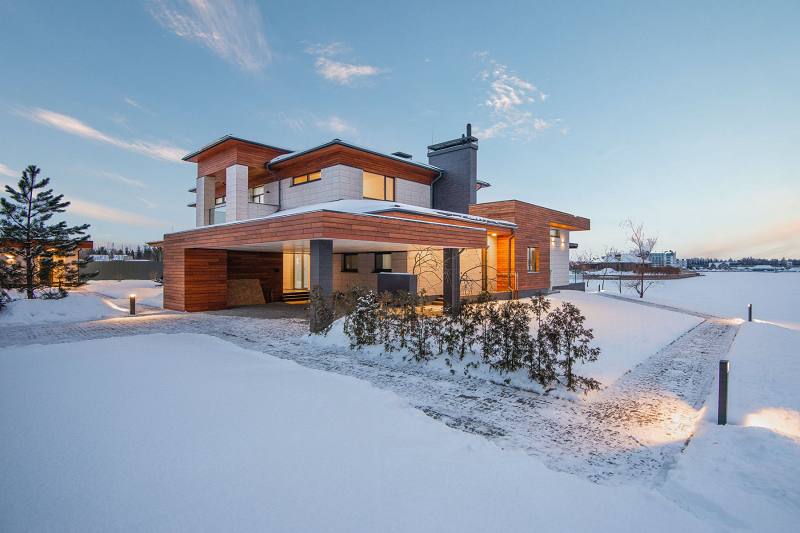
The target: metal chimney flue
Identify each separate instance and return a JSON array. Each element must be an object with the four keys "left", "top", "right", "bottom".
[{"left": 467, "top": 123, "right": 472, "bottom": 137}]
